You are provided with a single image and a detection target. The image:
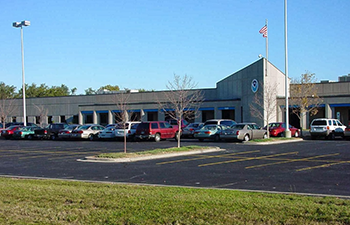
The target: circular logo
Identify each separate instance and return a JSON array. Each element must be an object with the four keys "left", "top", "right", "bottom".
[{"left": 251, "top": 79, "right": 258, "bottom": 93}]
